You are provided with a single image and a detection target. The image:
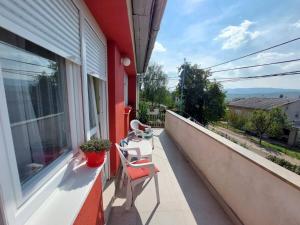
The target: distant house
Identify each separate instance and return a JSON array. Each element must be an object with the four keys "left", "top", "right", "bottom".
[{"left": 228, "top": 97, "right": 300, "bottom": 146}]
